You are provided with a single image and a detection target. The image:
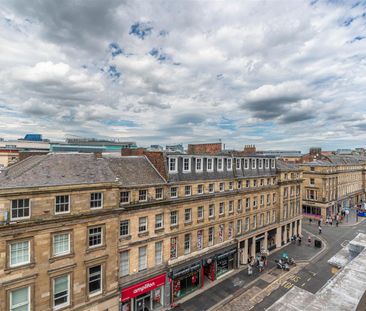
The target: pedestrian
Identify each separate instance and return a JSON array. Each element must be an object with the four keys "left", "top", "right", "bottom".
[
  {"left": 326, "top": 217, "right": 329, "bottom": 225},
  {"left": 309, "top": 218, "right": 312, "bottom": 223},
  {"left": 318, "top": 219, "right": 321, "bottom": 226},
  {"left": 329, "top": 218, "right": 333, "bottom": 226},
  {"left": 259, "top": 259, "right": 264, "bottom": 272},
  {"left": 318, "top": 226, "right": 322, "bottom": 234},
  {"left": 248, "top": 264, "right": 253, "bottom": 276},
  {"left": 307, "top": 235, "right": 312, "bottom": 246},
  {"left": 298, "top": 235, "right": 302, "bottom": 245},
  {"left": 336, "top": 220, "right": 339, "bottom": 227}
]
